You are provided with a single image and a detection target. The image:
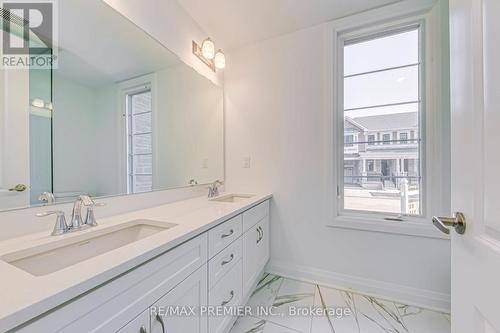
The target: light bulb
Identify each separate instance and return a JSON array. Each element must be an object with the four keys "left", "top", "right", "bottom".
[
  {"left": 214, "top": 50, "right": 225, "bottom": 69},
  {"left": 201, "top": 38, "right": 215, "bottom": 59}
]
